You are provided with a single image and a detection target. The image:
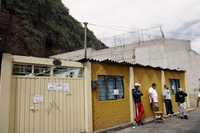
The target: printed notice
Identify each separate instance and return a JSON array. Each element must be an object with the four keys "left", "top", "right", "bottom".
[
  {"left": 48, "top": 83, "right": 70, "bottom": 93},
  {"left": 33, "top": 95, "right": 44, "bottom": 104},
  {"left": 113, "top": 89, "right": 119, "bottom": 95},
  {"left": 48, "top": 83, "right": 56, "bottom": 91}
]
